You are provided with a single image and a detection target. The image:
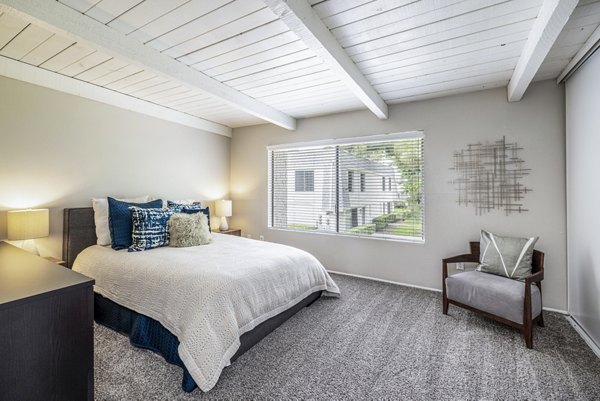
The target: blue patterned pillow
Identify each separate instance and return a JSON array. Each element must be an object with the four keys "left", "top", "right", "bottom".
[
  {"left": 167, "top": 201, "right": 211, "bottom": 232},
  {"left": 128, "top": 207, "right": 174, "bottom": 252},
  {"left": 108, "top": 197, "right": 163, "bottom": 250}
]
